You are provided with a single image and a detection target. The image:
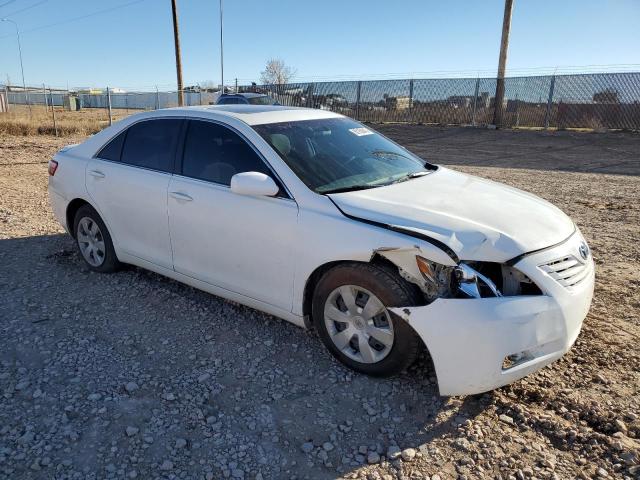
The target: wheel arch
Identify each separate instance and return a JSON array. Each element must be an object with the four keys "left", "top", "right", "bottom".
[
  {"left": 301, "top": 253, "right": 423, "bottom": 327},
  {"left": 66, "top": 198, "right": 93, "bottom": 238},
  {"left": 304, "top": 256, "right": 438, "bottom": 381}
]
